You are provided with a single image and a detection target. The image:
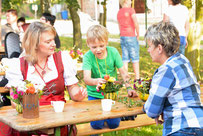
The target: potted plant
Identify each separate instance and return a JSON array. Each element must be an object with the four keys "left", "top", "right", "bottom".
[
  {"left": 7, "top": 80, "right": 44, "bottom": 115},
  {"left": 134, "top": 78, "right": 152, "bottom": 101},
  {"left": 97, "top": 76, "right": 123, "bottom": 100}
]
